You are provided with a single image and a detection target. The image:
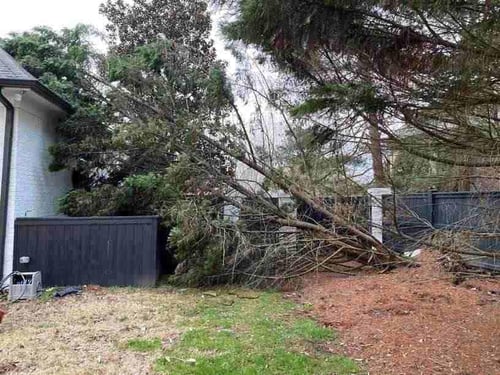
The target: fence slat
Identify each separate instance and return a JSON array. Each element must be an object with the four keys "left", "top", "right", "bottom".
[{"left": 13, "top": 216, "right": 169, "bottom": 287}]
